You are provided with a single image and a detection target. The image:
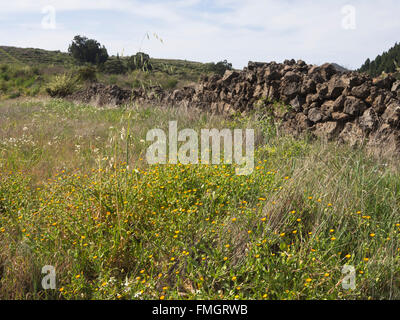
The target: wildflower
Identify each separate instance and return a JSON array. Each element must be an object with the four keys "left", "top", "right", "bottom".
[
  {"left": 364, "top": 258, "right": 369, "bottom": 262},
  {"left": 324, "top": 273, "right": 330, "bottom": 277},
  {"left": 345, "top": 254, "right": 351, "bottom": 259},
  {"left": 331, "top": 237, "right": 336, "bottom": 241},
  {"left": 306, "top": 278, "right": 312, "bottom": 283},
  {"left": 370, "top": 233, "right": 376, "bottom": 238},
  {"left": 160, "top": 295, "right": 165, "bottom": 300},
  {"left": 232, "top": 276, "right": 237, "bottom": 281}
]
